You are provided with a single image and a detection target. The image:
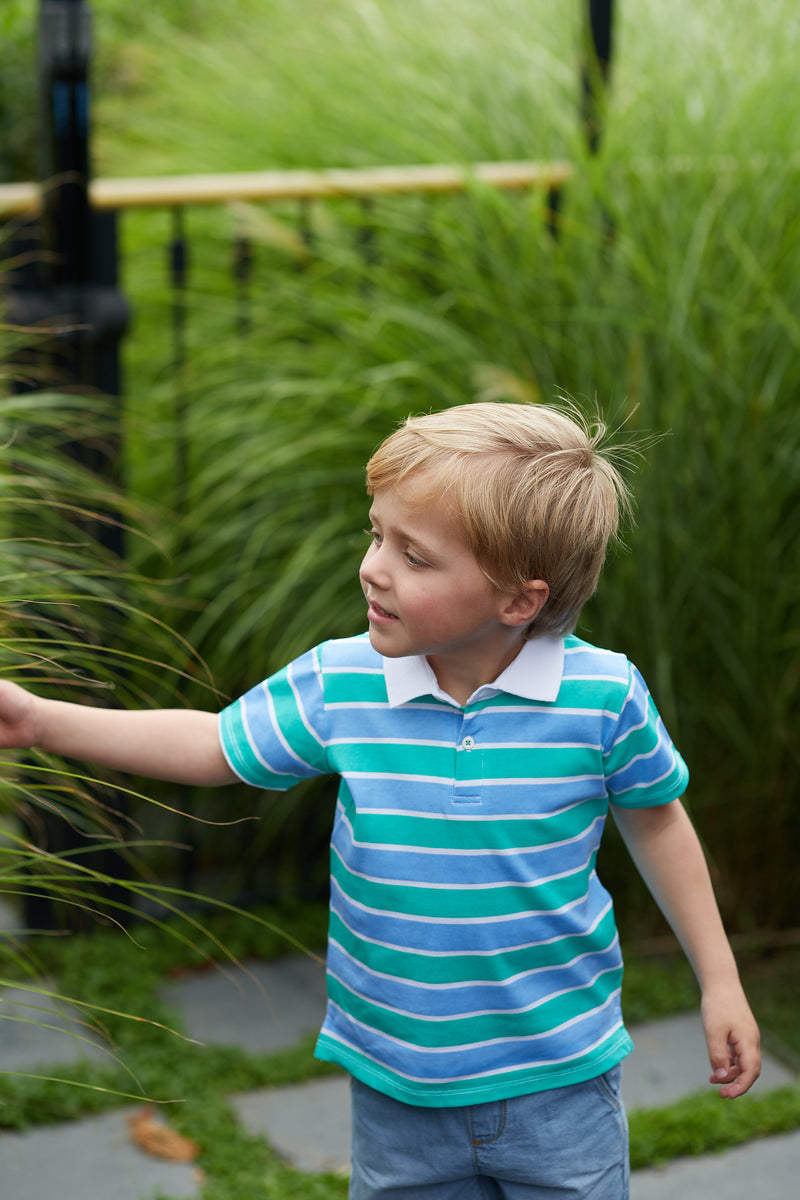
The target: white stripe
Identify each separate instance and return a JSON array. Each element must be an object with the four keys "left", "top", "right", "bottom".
[
  {"left": 325, "top": 737, "right": 601, "bottom": 752},
  {"left": 324, "top": 666, "right": 384, "bottom": 676},
  {"left": 311, "top": 643, "right": 324, "bottom": 692},
  {"left": 333, "top": 798, "right": 591, "bottom": 823}
]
